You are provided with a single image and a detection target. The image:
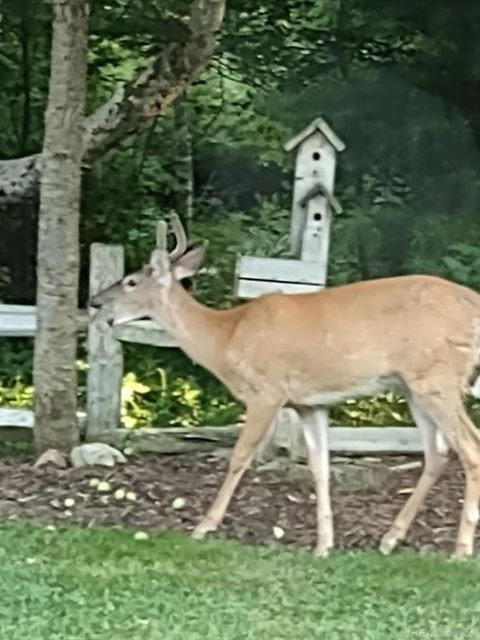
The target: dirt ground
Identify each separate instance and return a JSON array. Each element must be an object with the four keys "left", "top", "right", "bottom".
[{"left": 0, "top": 451, "right": 475, "bottom": 554}]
